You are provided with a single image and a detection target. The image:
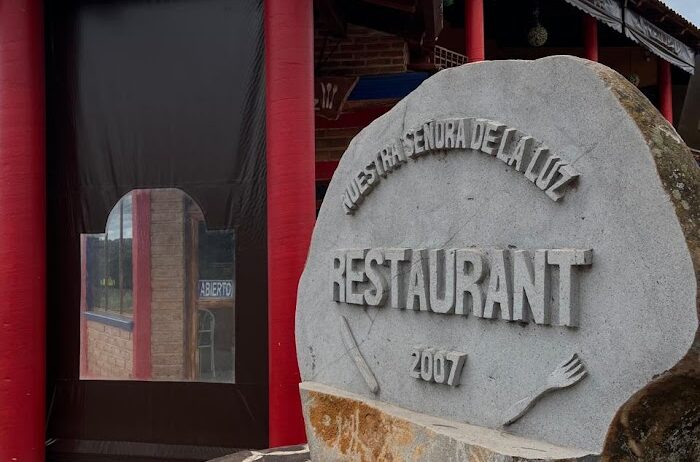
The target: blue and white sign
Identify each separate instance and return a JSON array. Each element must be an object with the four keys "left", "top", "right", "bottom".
[{"left": 198, "top": 280, "right": 233, "bottom": 299}]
